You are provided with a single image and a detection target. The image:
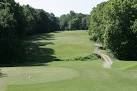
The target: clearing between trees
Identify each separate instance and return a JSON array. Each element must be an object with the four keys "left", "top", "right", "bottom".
[{"left": 0, "top": 31, "right": 137, "bottom": 91}]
